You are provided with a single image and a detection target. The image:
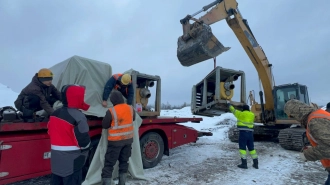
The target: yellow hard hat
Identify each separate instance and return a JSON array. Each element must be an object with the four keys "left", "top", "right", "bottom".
[
  {"left": 121, "top": 74, "right": 131, "bottom": 85},
  {"left": 38, "top": 68, "right": 53, "bottom": 78}
]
